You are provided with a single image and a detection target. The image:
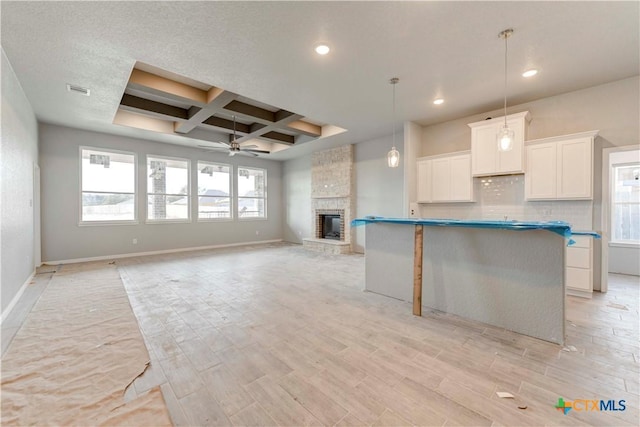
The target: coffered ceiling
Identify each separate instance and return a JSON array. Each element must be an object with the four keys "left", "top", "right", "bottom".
[
  {"left": 1, "top": 1, "right": 638, "bottom": 160},
  {"left": 115, "top": 65, "right": 334, "bottom": 156}
]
